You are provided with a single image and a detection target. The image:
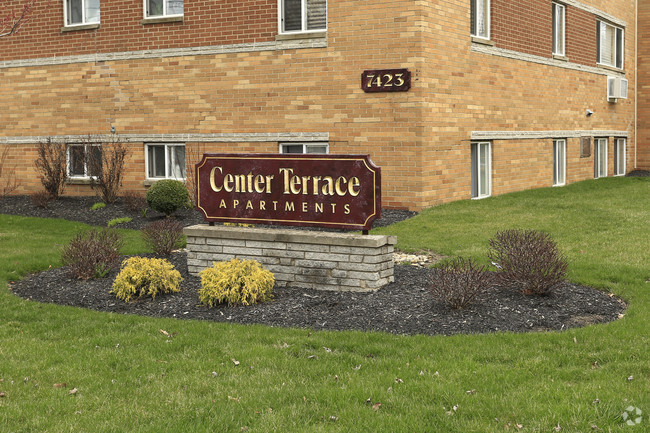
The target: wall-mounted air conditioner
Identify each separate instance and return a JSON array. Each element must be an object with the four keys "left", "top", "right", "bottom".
[{"left": 607, "top": 76, "right": 628, "bottom": 102}]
